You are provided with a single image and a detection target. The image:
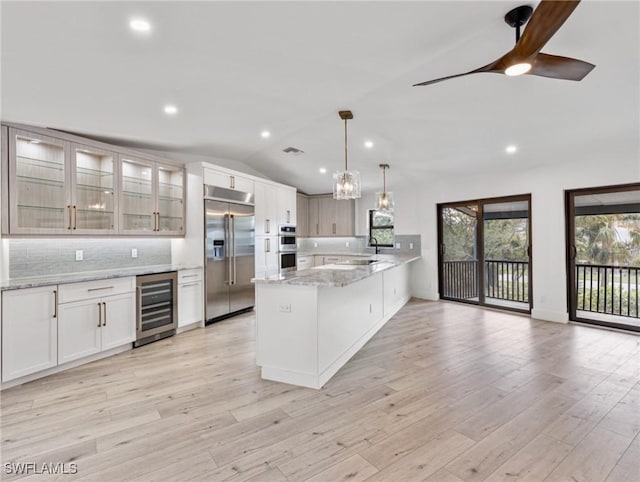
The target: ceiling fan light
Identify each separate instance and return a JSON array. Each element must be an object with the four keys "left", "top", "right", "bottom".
[
  {"left": 333, "top": 170, "right": 361, "bottom": 200},
  {"left": 505, "top": 62, "right": 532, "bottom": 76}
]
